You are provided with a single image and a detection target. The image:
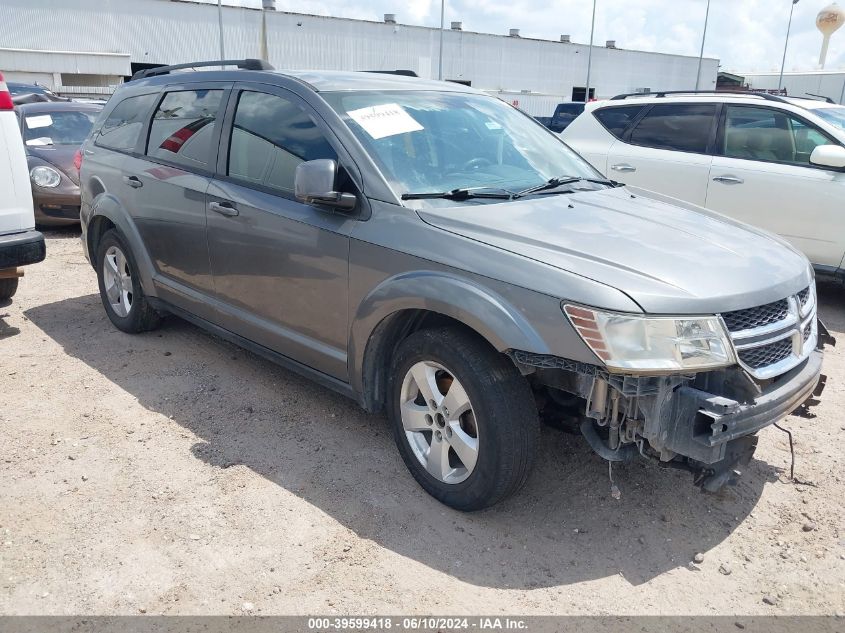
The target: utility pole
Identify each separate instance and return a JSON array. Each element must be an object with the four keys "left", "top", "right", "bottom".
[
  {"left": 218, "top": 0, "right": 226, "bottom": 66},
  {"left": 779, "top": 0, "right": 799, "bottom": 90},
  {"left": 695, "top": 0, "right": 711, "bottom": 90},
  {"left": 584, "top": 0, "right": 596, "bottom": 101},
  {"left": 438, "top": 0, "right": 445, "bottom": 80}
]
